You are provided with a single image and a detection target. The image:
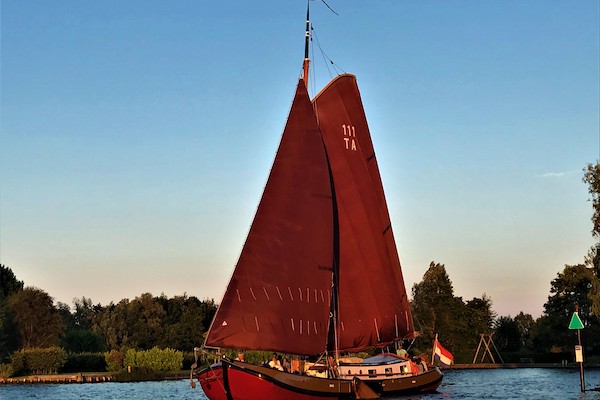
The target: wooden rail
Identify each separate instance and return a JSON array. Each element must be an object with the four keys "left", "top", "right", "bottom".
[{"left": 0, "top": 373, "right": 113, "bottom": 384}]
